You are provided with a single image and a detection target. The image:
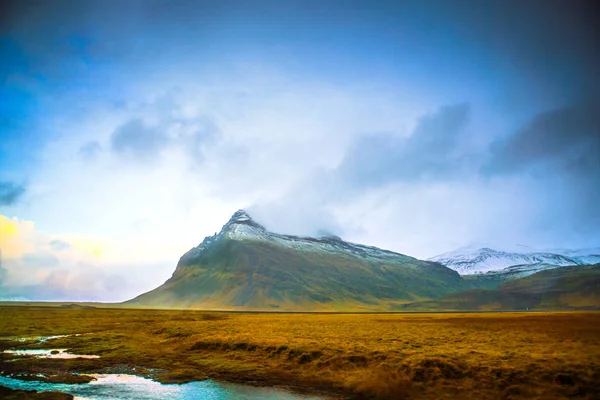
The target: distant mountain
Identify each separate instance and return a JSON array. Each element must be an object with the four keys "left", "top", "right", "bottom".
[
  {"left": 128, "top": 210, "right": 463, "bottom": 311},
  {"left": 403, "top": 264, "right": 600, "bottom": 311},
  {"left": 545, "top": 247, "right": 600, "bottom": 265},
  {"left": 429, "top": 246, "right": 585, "bottom": 275},
  {"left": 469, "top": 262, "right": 568, "bottom": 281}
]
